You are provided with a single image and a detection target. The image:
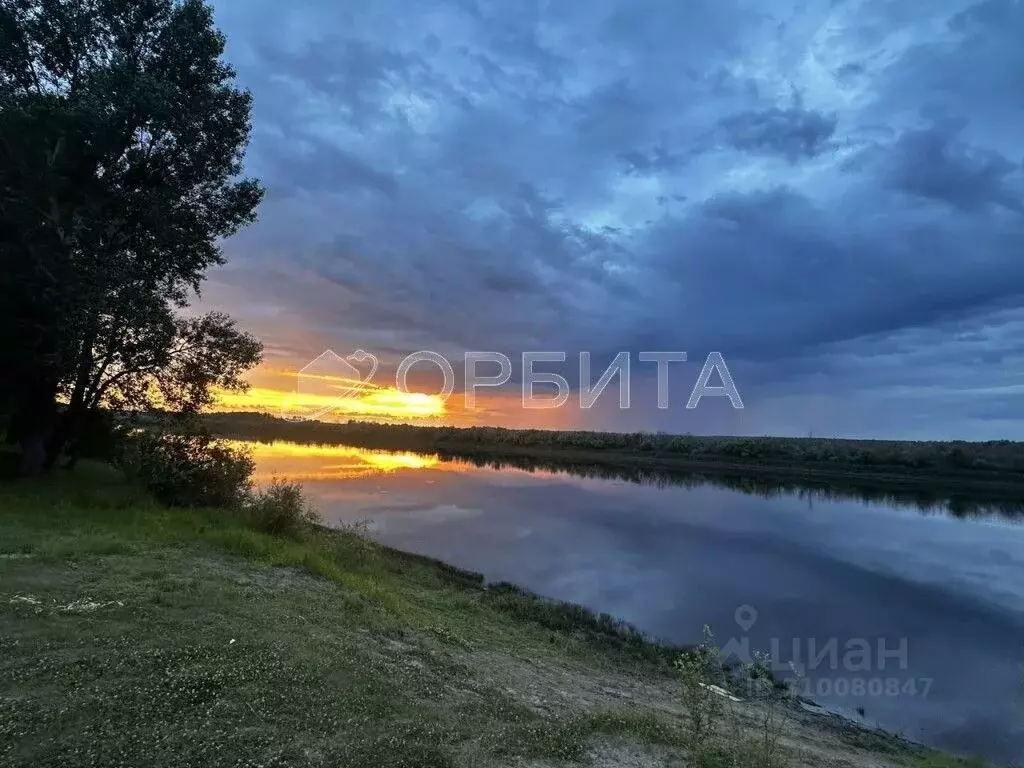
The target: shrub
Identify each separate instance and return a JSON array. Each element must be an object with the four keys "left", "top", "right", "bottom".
[
  {"left": 245, "top": 479, "right": 321, "bottom": 539},
  {"left": 676, "top": 627, "right": 728, "bottom": 757},
  {"left": 675, "top": 627, "right": 791, "bottom": 768},
  {"left": 68, "top": 409, "right": 121, "bottom": 462},
  {"left": 117, "top": 431, "right": 254, "bottom": 509}
]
